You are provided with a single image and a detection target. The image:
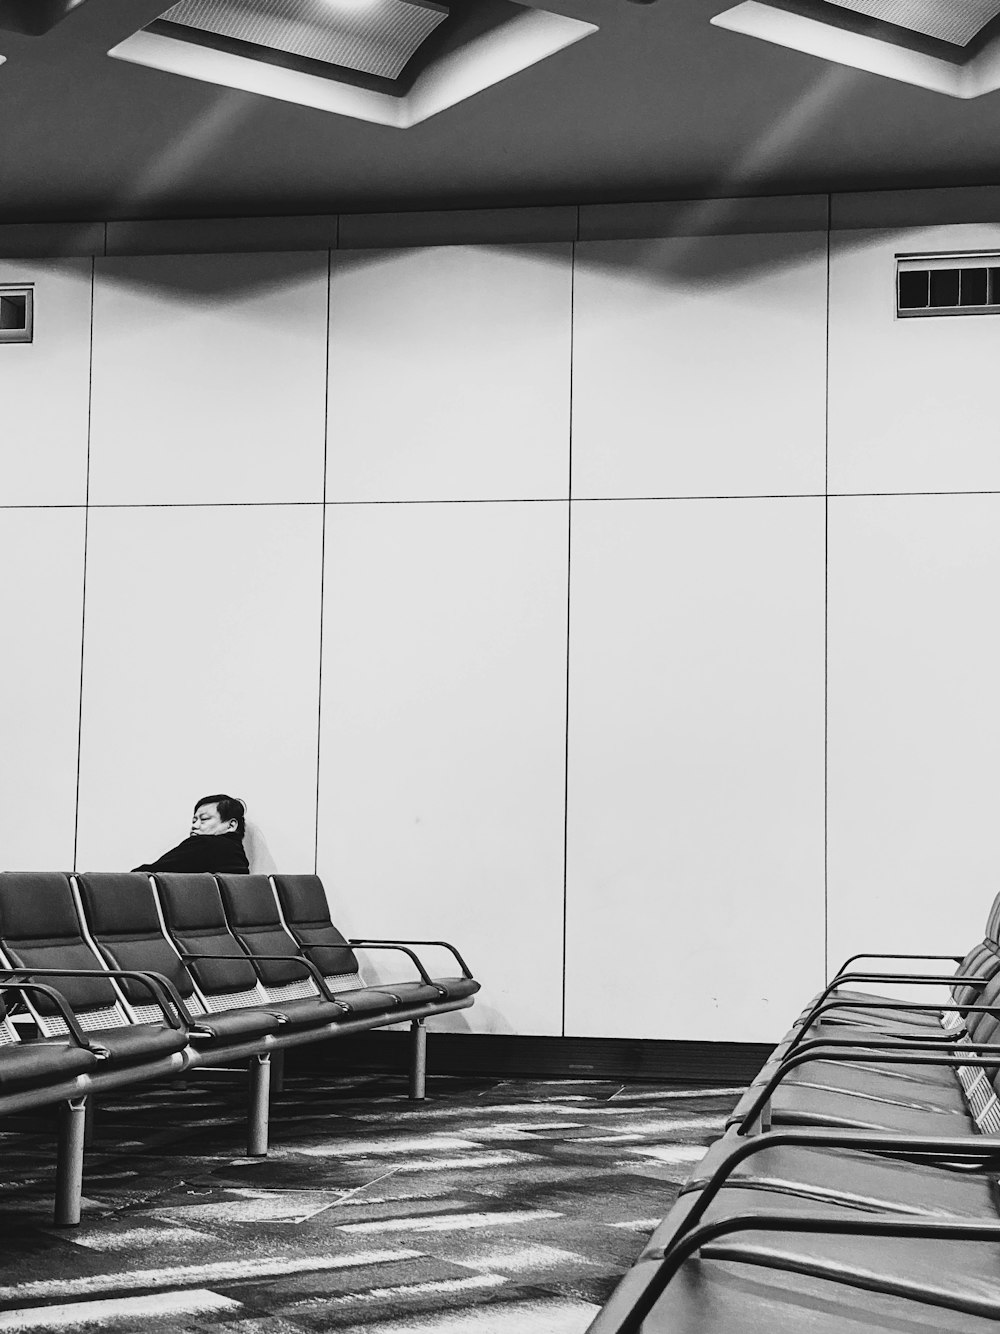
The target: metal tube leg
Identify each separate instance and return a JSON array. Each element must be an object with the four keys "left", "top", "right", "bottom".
[
  {"left": 271, "top": 1049, "right": 285, "bottom": 1096},
  {"left": 409, "top": 1019, "right": 427, "bottom": 1101},
  {"left": 55, "top": 1097, "right": 87, "bottom": 1227},
  {"left": 247, "top": 1053, "right": 271, "bottom": 1157},
  {"left": 83, "top": 1097, "right": 96, "bottom": 1149}
]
